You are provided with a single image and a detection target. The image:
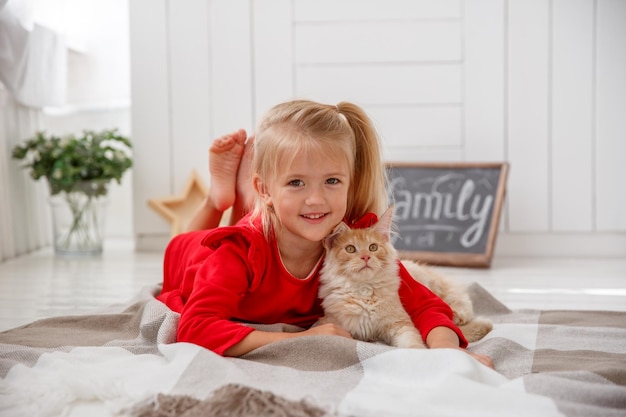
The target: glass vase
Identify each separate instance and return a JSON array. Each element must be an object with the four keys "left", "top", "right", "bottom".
[{"left": 48, "top": 180, "right": 110, "bottom": 256}]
